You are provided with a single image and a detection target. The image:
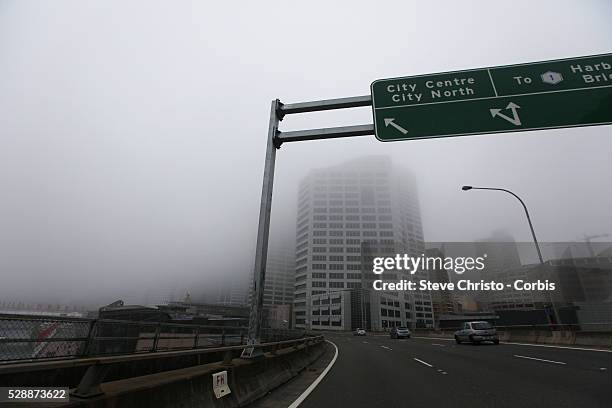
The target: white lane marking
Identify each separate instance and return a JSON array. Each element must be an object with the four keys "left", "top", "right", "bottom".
[
  {"left": 413, "top": 336, "right": 454, "bottom": 341},
  {"left": 600, "top": 367, "right": 607, "bottom": 371},
  {"left": 362, "top": 341, "right": 369, "bottom": 344},
  {"left": 513, "top": 354, "right": 566, "bottom": 365},
  {"left": 431, "top": 343, "right": 446, "bottom": 347},
  {"left": 380, "top": 345, "right": 392, "bottom": 350},
  {"left": 414, "top": 358, "right": 433, "bottom": 367},
  {"left": 288, "top": 340, "right": 338, "bottom": 408},
  {"left": 413, "top": 336, "right": 612, "bottom": 353}
]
